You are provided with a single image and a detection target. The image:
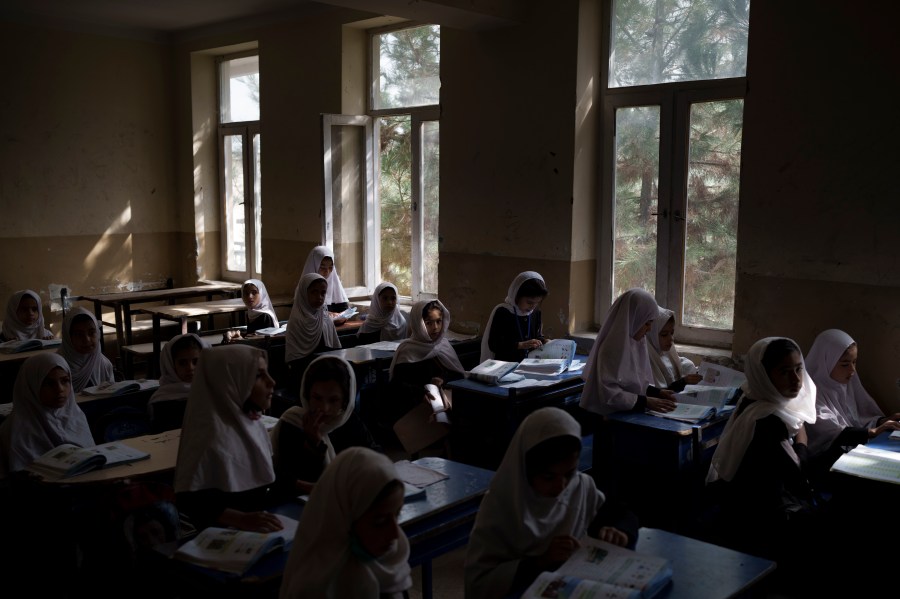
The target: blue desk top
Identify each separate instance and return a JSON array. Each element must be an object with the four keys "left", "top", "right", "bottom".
[
  {"left": 866, "top": 431, "right": 900, "bottom": 453},
  {"left": 447, "top": 365, "right": 586, "bottom": 399},
  {"left": 315, "top": 346, "right": 395, "bottom": 364}
]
